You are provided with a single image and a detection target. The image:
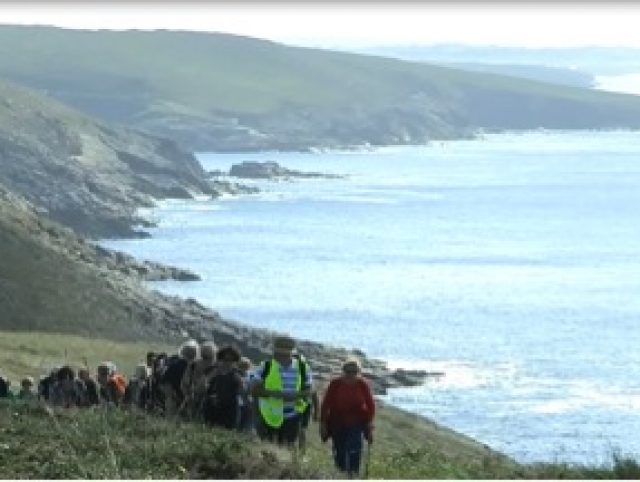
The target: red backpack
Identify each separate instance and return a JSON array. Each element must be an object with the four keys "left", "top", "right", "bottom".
[{"left": 108, "top": 373, "right": 127, "bottom": 399}]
